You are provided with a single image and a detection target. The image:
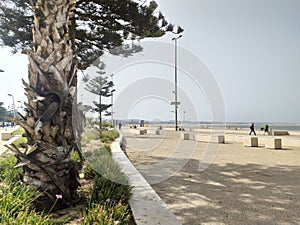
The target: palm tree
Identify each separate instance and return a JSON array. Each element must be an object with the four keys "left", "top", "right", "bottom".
[
  {"left": 7, "top": 0, "right": 80, "bottom": 211},
  {"left": 2, "top": 0, "right": 184, "bottom": 212}
]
